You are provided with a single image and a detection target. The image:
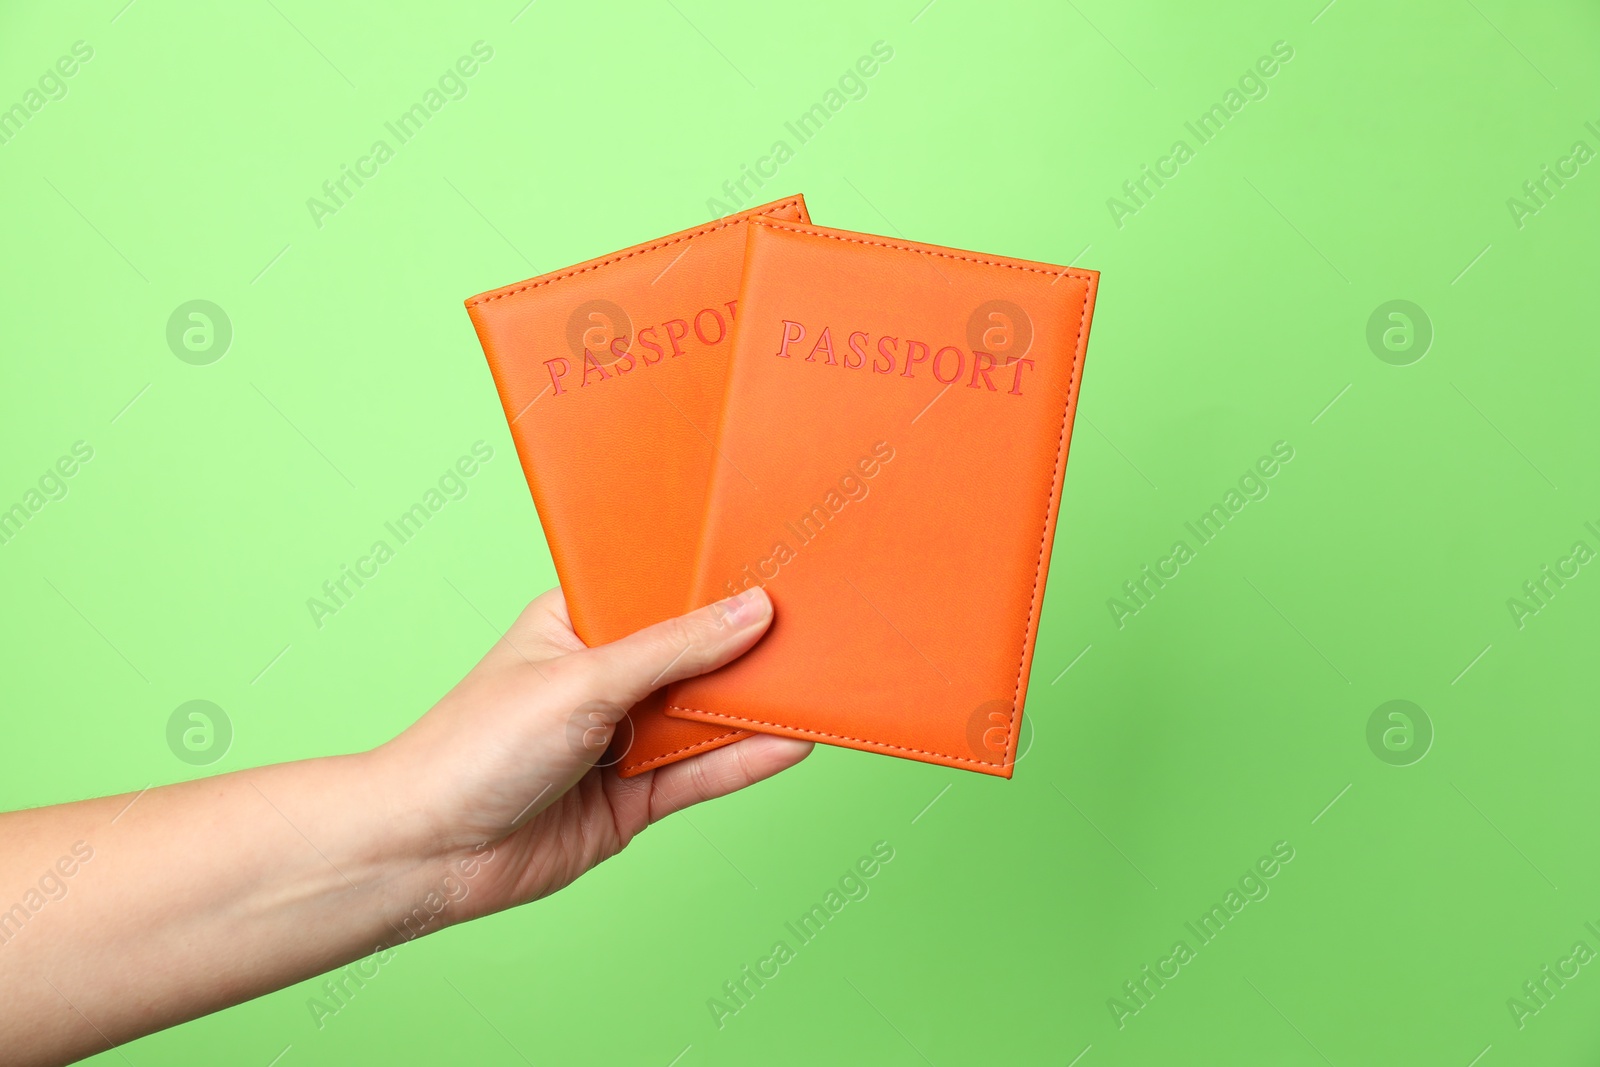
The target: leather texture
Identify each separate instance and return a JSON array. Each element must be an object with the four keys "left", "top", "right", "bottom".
[
  {"left": 464, "top": 196, "right": 810, "bottom": 777},
  {"left": 664, "top": 217, "right": 1098, "bottom": 777}
]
